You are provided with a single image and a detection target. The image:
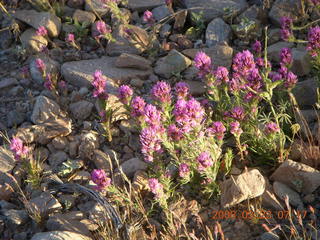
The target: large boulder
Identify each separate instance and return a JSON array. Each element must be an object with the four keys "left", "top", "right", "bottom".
[
  {"left": 20, "top": 29, "right": 48, "bottom": 54},
  {"left": 128, "top": 0, "right": 165, "bottom": 12},
  {"left": 205, "top": 18, "right": 232, "bottom": 47},
  {"left": 269, "top": 0, "right": 304, "bottom": 26}
]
